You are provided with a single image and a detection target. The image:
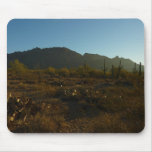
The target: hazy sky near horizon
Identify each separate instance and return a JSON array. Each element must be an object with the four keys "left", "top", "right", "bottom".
[{"left": 7, "top": 19, "right": 144, "bottom": 64}]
